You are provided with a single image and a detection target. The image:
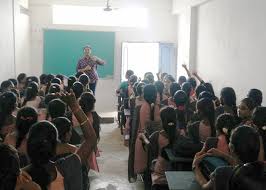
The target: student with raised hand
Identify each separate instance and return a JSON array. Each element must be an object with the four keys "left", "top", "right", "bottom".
[
  {"left": 247, "top": 88, "right": 263, "bottom": 107},
  {"left": 134, "top": 84, "right": 160, "bottom": 174},
  {"left": 0, "top": 143, "right": 41, "bottom": 190},
  {"left": 23, "top": 90, "right": 97, "bottom": 190},
  {"left": 79, "top": 92, "right": 100, "bottom": 171},
  {"left": 193, "top": 126, "right": 262, "bottom": 190},
  {"left": 237, "top": 98, "right": 255, "bottom": 125},
  {"left": 188, "top": 98, "right": 216, "bottom": 143},
  {"left": 0, "top": 92, "right": 17, "bottom": 142},
  {"left": 52, "top": 117, "right": 90, "bottom": 190}
]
